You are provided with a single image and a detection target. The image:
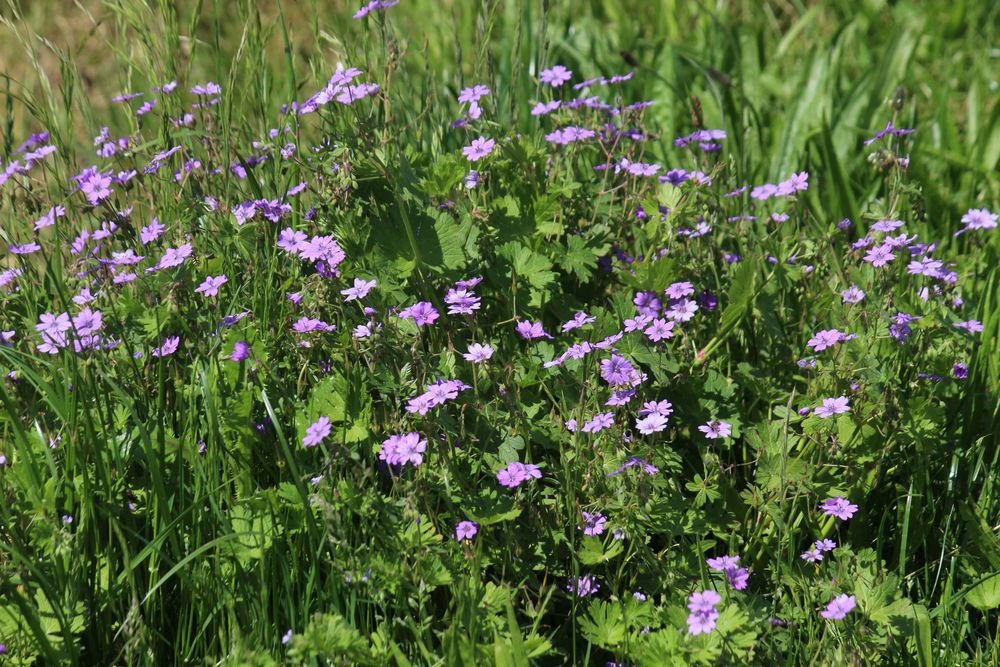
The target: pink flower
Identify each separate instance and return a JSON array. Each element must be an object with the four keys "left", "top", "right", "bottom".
[
  {"left": 686, "top": 590, "right": 722, "bottom": 635},
  {"left": 664, "top": 281, "right": 694, "bottom": 299},
  {"left": 398, "top": 302, "right": 439, "bottom": 327},
  {"left": 379, "top": 432, "right": 427, "bottom": 466},
  {"left": 496, "top": 462, "right": 542, "bottom": 488},
  {"left": 863, "top": 243, "right": 896, "bottom": 267},
  {"left": 814, "top": 396, "right": 849, "bottom": 418},
  {"left": 820, "top": 594, "right": 856, "bottom": 620},
  {"left": 820, "top": 496, "right": 858, "bottom": 521},
  {"left": 643, "top": 318, "right": 675, "bottom": 342},
  {"left": 462, "top": 137, "right": 495, "bottom": 161},
  {"left": 699, "top": 420, "right": 732, "bottom": 439},
  {"left": 515, "top": 320, "right": 552, "bottom": 340},
  {"left": 302, "top": 416, "right": 331, "bottom": 447},
  {"left": 463, "top": 343, "right": 494, "bottom": 362},
  {"left": 341, "top": 278, "right": 377, "bottom": 302},
  {"left": 635, "top": 413, "right": 668, "bottom": 435},
  {"left": 455, "top": 520, "right": 478, "bottom": 541},
  {"left": 195, "top": 274, "right": 228, "bottom": 298},
  {"left": 540, "top": 65, "right": 572, "bottom": 86},
  {"left": 151, "top": 336, "right": 180, "bottom": 357}
]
